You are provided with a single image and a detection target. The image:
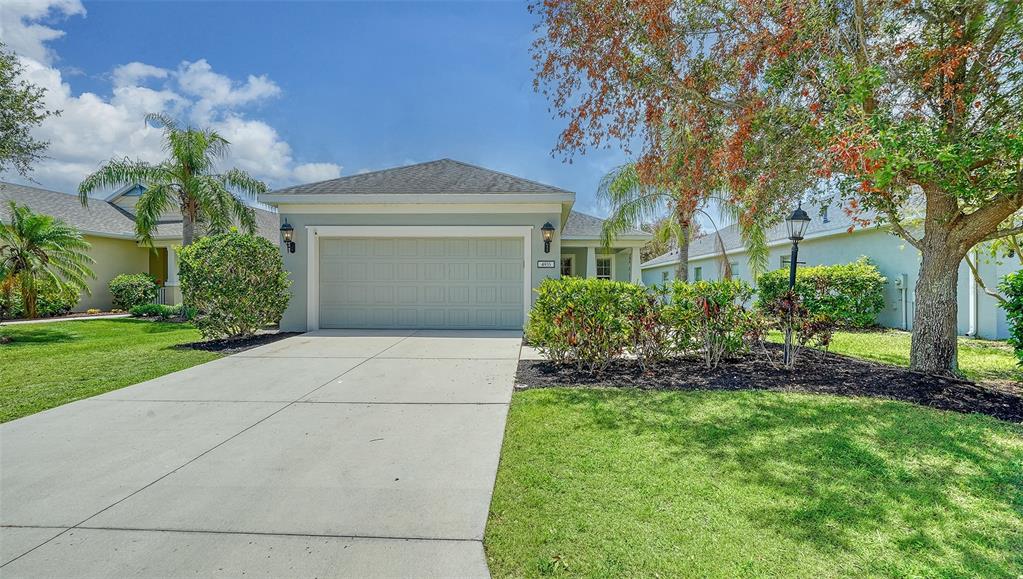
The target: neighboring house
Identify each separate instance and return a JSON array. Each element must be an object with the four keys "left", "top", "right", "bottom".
[
  {"left": 0, "top": 181, "right": 279, "bottom": 311},
  {"left": 262, "top": 158, "right": 650, "bottom": 331},
  {"left": 640, "top": 200, "right": 1021, "bottom": 340}
]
